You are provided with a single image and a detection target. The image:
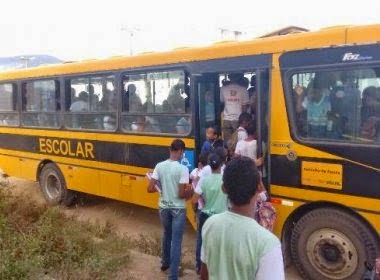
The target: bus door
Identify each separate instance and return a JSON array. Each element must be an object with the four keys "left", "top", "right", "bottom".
[
  {"left": 254, "top": 69, "right": 270, "bottom": 187},
  {"left": 194, "top": 74, "right": 220, "bottom": 152}
]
